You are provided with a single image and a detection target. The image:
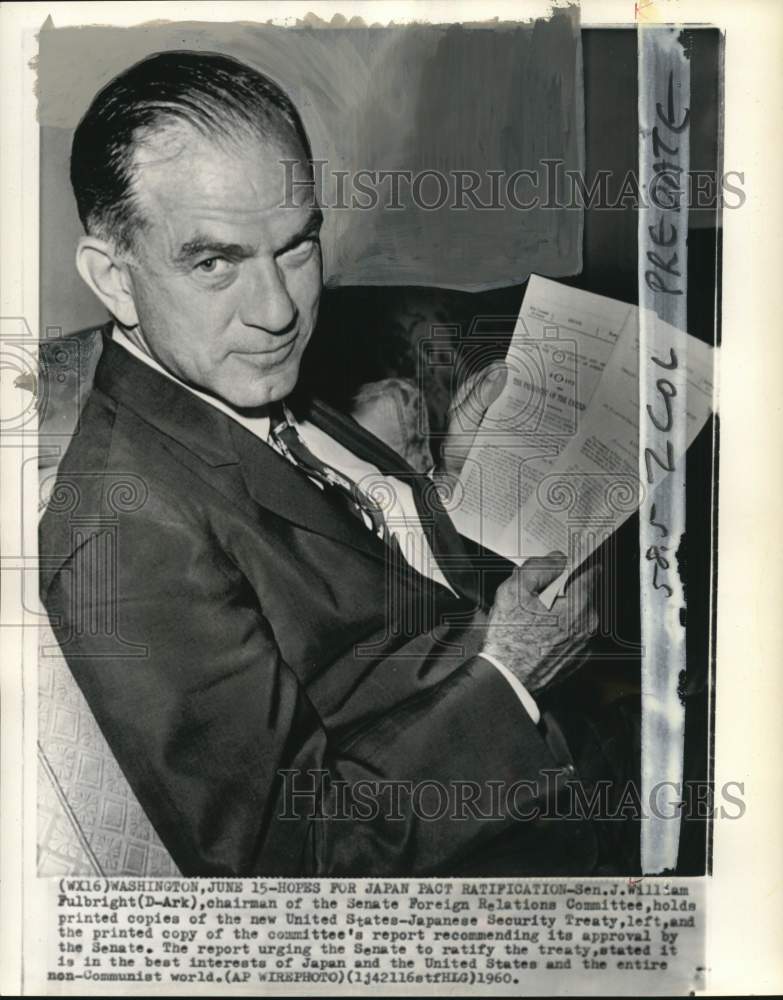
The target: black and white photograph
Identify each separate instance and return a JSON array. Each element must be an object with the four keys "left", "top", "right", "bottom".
[{"left": 1, "top": 1, "right": 782, "bottom": 996}]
